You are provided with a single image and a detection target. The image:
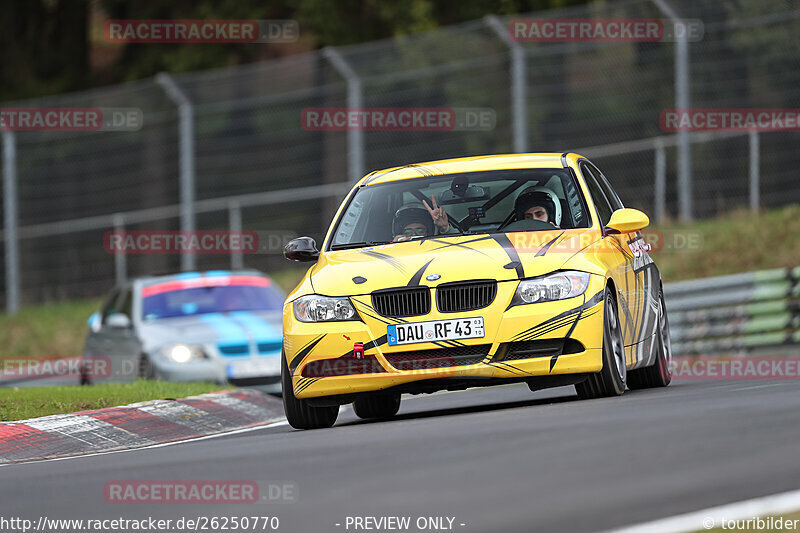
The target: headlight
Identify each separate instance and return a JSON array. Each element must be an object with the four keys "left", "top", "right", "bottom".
[
  {"left": 294, "top": 295, "right": 359, "bottom": 322},
  {"left": 161, "top": 344, "right": 207, "bottom": 363},
  {"left": 513, "top": 271, "right": 591, "bottom": 305}
]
